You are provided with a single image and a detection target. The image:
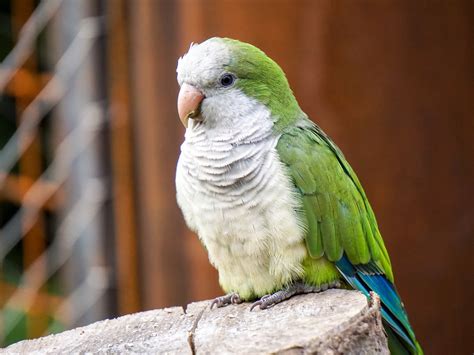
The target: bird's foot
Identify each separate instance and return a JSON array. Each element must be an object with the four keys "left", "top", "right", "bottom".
[
  {"left": 210, "top": 292, "right": 242, "bottom": 309},
  {"left": 250, "top": 280, "right": 341, "bottom": 311}
]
